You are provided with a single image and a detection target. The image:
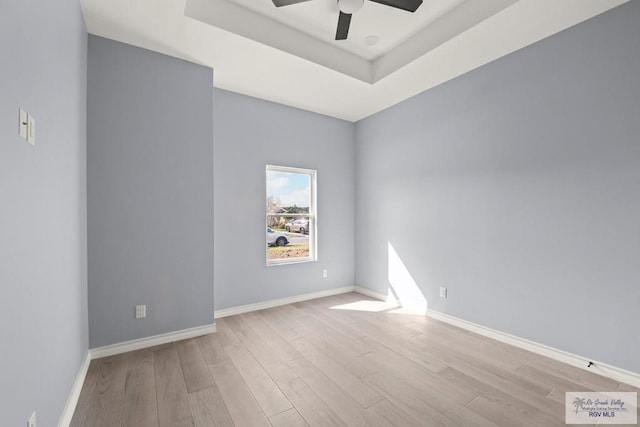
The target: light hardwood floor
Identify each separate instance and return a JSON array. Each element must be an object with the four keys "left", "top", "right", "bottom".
[{"left": 71, "top": 292, "right": 638, "bottom": 426}]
